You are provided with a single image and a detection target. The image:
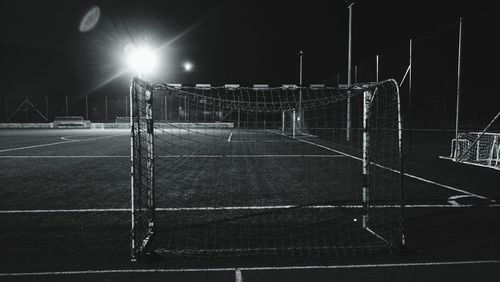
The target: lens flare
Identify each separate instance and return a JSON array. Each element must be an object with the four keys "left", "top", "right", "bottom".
[
  {"left": 125, "top": 44, "right": 158, "bottom": 75},
  {"left": 79, "top": 6, "right": 100, "bottom": 32}
]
